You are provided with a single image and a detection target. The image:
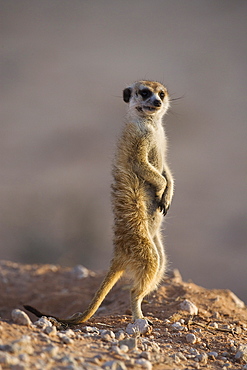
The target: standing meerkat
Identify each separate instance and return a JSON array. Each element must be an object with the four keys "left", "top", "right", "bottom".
[{"left": 24, "top": 80, "right": 174, "bottom": 325}]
